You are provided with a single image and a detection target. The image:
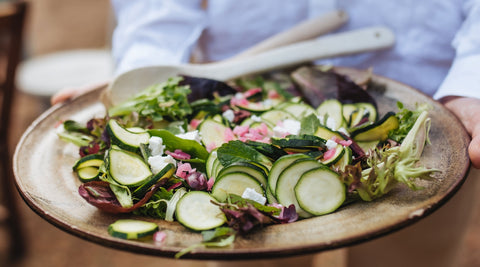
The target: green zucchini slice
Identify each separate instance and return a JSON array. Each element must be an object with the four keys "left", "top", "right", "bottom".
[
  {"left": 132, "top": 163, "right": 175, "bottom": 199},
  {"left": 108, "top": 219, "right": 159, "bottom": 240},
  {"left": 280, "top": 102, "right": 316, "bottom": 119},
  {"left": 216, "top": 161, "right": 268, "bottom": 188},
  {"left": 295, "top": 167, "right": 345, "bottom": 216},
  {"left": 107, "top": 119, "right": 150, "bottom": 152},
  {"left": 211, "top": 172, "right": 264, "bottom": 203},
  {"left": 108, "top": 148, "right": 153, "bottom": 187},
  {"left": 72, "top": 154, "right": 104, "bottom": 171},
  {"left": 321, "top": 144, "right": 345, "bottom": 166},
  {"left": 317, "top": 99, "right": 345, "bottom": 130},
  {"left": 267, "top": 153, "right": 310, "bottom": 195},
  {"left": 198, "top": 119, "right": 232, "bottom": 149},
  {"left": 77, "top": 166, "right": 101, "bottom": 182},
  {"left": 275, "top": 158, "right": 323, "bottom": 218},
  {"left": 176, "top": 191, "right": 226, "bottom": 231},
  {"left": 351, "top": 112, "right": 399, "bottom": 142},
  {"left": 260, "top": 109, "right": 294, "bottom": 127}
]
